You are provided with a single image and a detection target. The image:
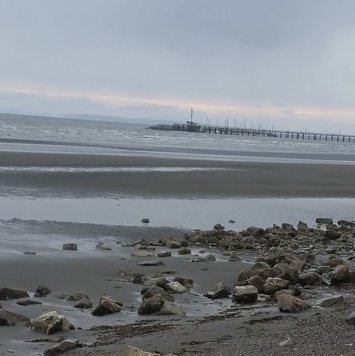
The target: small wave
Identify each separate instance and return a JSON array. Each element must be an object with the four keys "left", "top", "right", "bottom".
[{"left": 0, "top": 166, "right": 228, "bottom": 174}]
